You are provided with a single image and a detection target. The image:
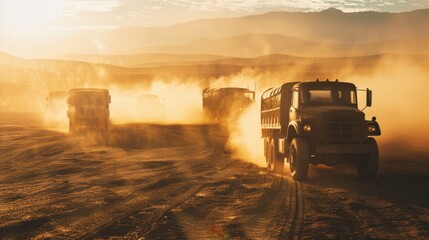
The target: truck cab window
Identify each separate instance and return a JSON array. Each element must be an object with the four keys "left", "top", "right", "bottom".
[{"left": 299, "top": 87, "right": 357, "bottom": 106}]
